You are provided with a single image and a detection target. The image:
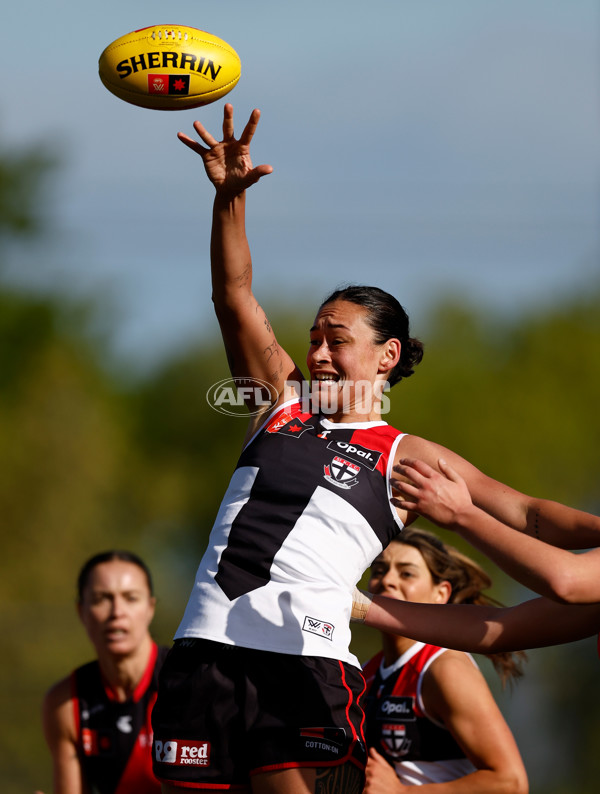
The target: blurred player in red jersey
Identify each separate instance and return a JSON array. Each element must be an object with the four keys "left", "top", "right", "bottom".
[{"left": 37, "top": 551, "right": 168, "bottom": 794}]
